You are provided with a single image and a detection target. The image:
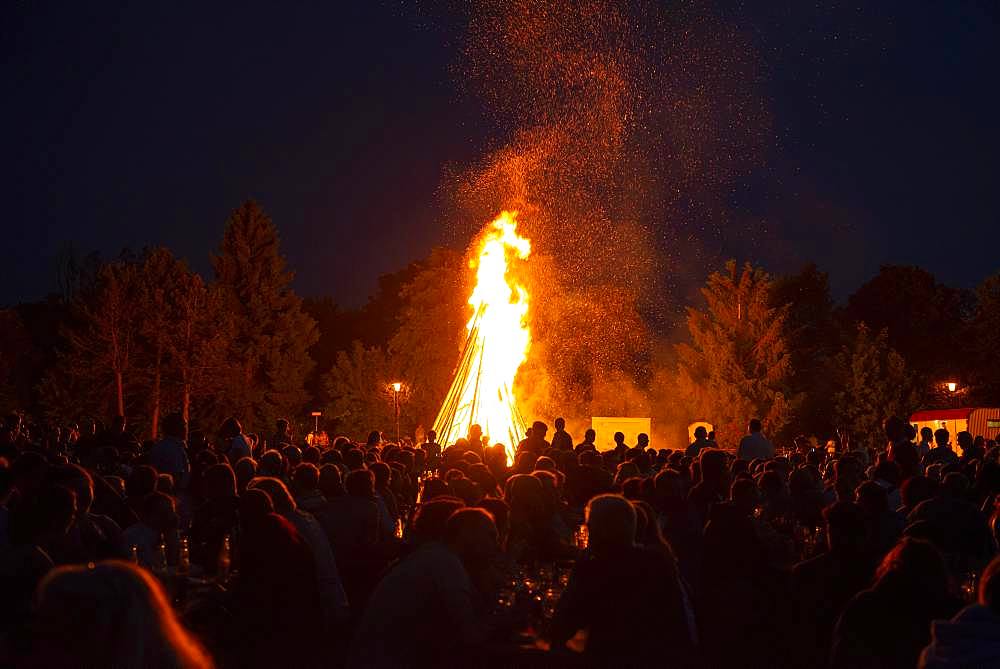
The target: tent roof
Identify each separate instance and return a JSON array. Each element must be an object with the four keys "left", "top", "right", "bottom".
[{"left": 910, "top": 408, "right": 975, "bottom": 422}]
